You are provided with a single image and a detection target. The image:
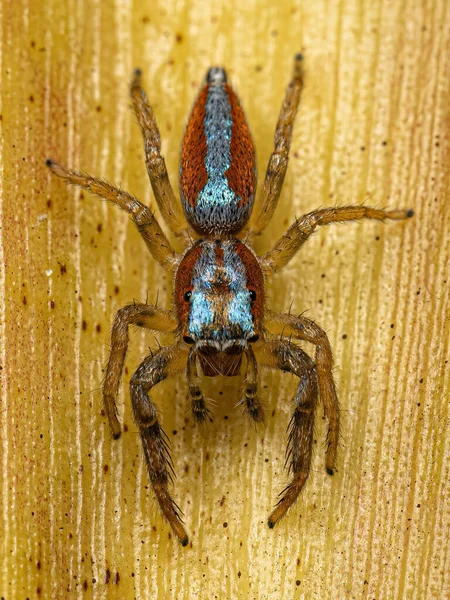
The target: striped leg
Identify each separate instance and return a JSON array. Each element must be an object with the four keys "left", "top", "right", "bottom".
[
  {"left": 45, "top": 160, "right": 177, "bottom": 268},
  {"left": 130, "top": 69, "right": 187, "bottom": 236},
  {"left": 102, "top": 303, "right": 177, "bottom": 438},
  {"left": 254, "top": 339, "right": 318, "bottom": 526},
  {"left": 262, "top": 205, "right": 414, "bottom": 273},
  {"left": 130, "top": 342, "right": 190, "bottom": 545},
  {"left": 265, "top": 311, "right": 340, "bottom": 474},
  {"left": 248, "top": 54, "right": 304, "bottom": 236}
]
